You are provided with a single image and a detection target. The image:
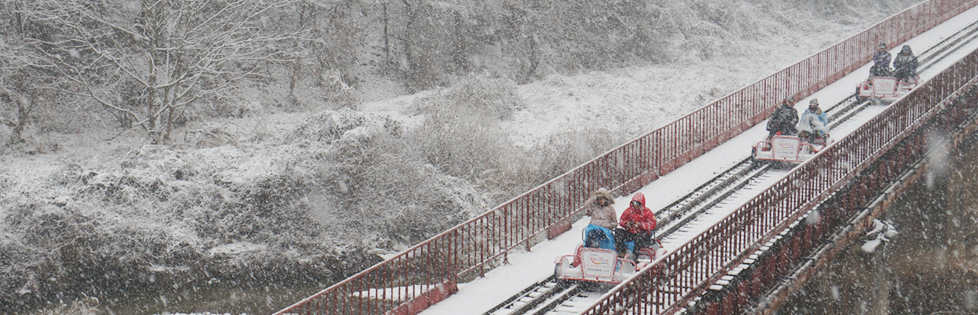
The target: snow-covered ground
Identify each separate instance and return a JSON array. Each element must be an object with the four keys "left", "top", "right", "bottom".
[{"left": 418, "top": 6, "right": 978, "bottom": 315}]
